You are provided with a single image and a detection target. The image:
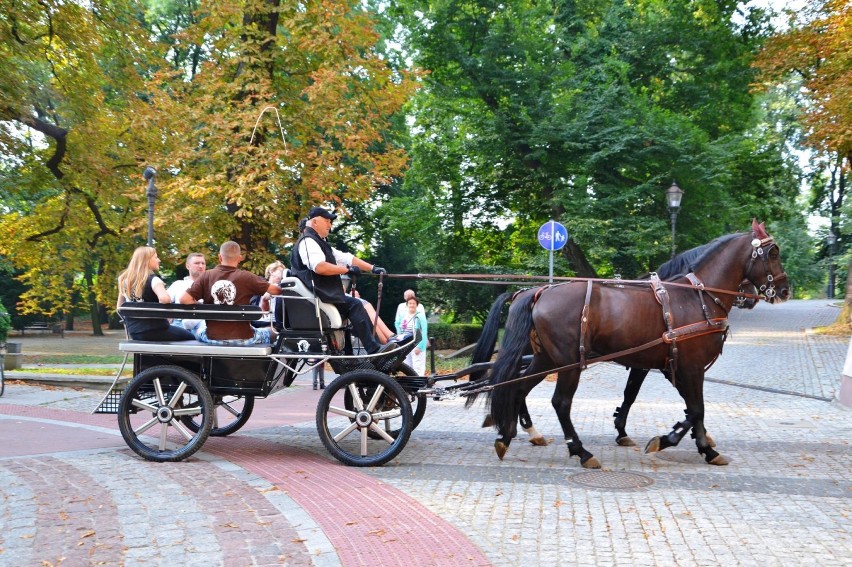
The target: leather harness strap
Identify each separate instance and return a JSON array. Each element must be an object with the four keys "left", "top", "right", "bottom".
[
  {"left": 579, "top": 280, "right": 593, "bottom": 368},
  {"left": 649, "top": 274, "right": 679, "bottom": 378}
]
